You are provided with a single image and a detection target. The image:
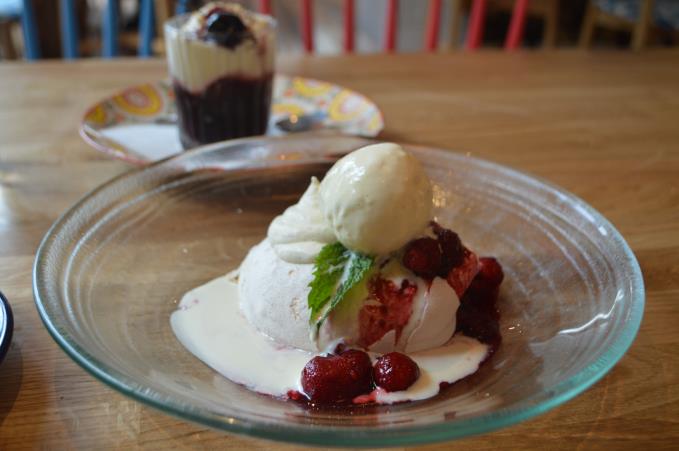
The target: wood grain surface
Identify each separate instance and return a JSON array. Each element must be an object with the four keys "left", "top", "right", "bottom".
[{"left": 0, "top": 51, "right": 678, "bottom": 450}]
